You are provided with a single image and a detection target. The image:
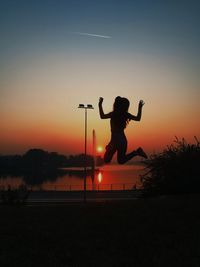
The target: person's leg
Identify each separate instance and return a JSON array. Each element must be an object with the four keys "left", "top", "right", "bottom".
[
  {"left": 104, "top": 142, "right": 117, "bottom": 163},
  {"left": 117, "top": 135, "right": 147, "bottom": 164},
  {"left": 117, "top": 148, "right": 138, "bottom": 164},
  {"left": 117, "top": 136, "right": 137, "bottom": 164},
  {"left": 137, "top": 147, "right": 148, "bottom": 159}
]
